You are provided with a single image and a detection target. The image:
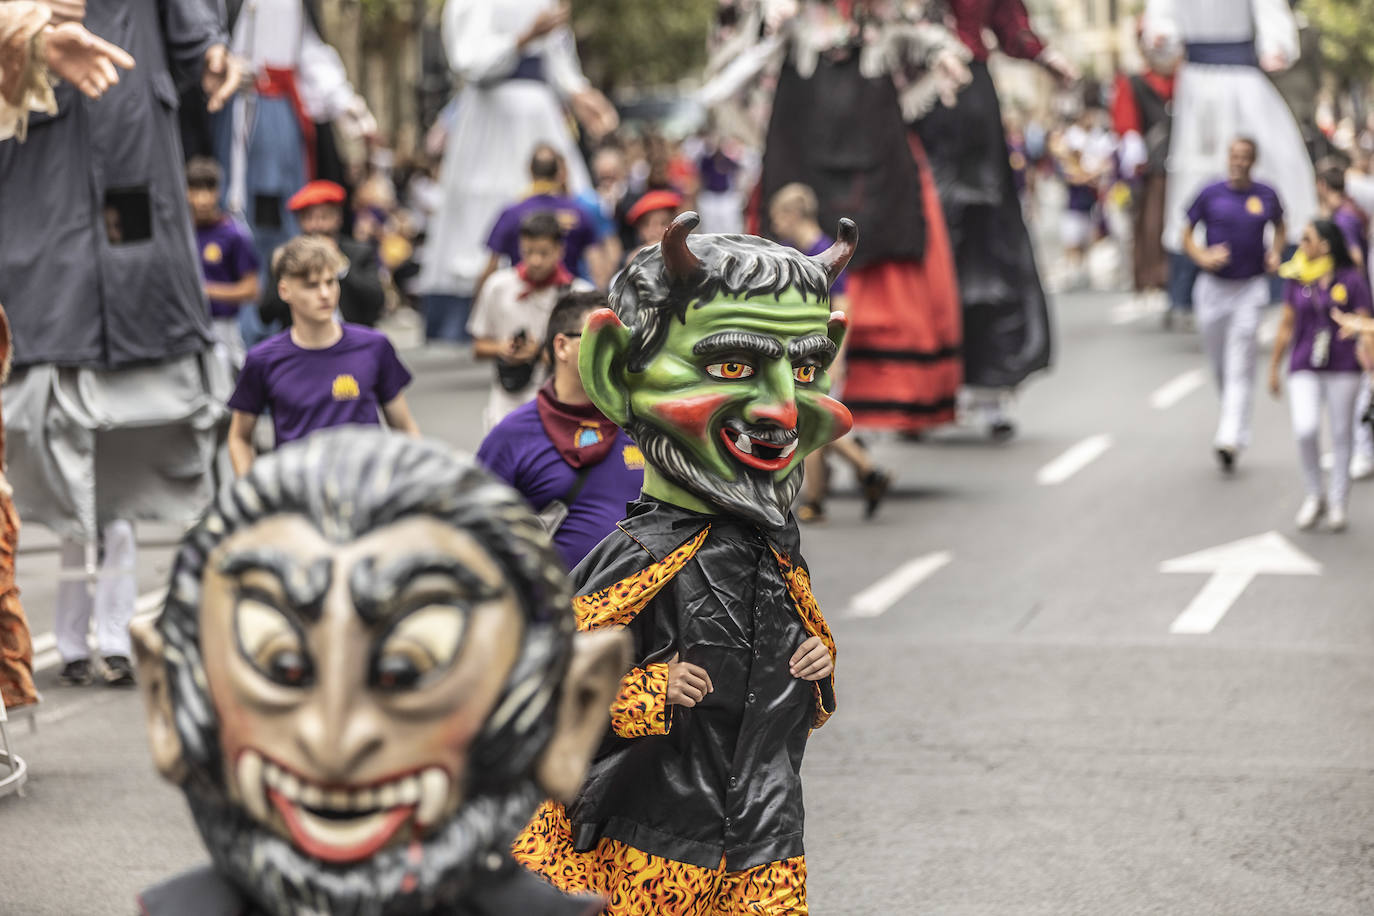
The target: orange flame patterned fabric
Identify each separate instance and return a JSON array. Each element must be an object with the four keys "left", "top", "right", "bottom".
[
  {"left": 771, "top": 549, "right": 837, "bottom": 729},
  {"left": 608, "top": 662, "right": 671, "bottom": 739},
  {"left": 514, "top": 801, "right": 809, "bottom": 915},
  {"left": 573, "top": 527, "right": 711, "bottom": 632}
]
